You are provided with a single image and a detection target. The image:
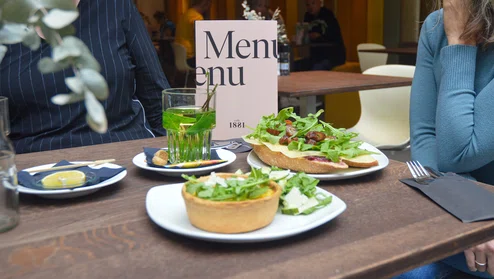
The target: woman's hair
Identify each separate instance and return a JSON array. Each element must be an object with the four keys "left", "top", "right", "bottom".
[{"left": 434, "top": 0, "right": 494, "bottom": 44}]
